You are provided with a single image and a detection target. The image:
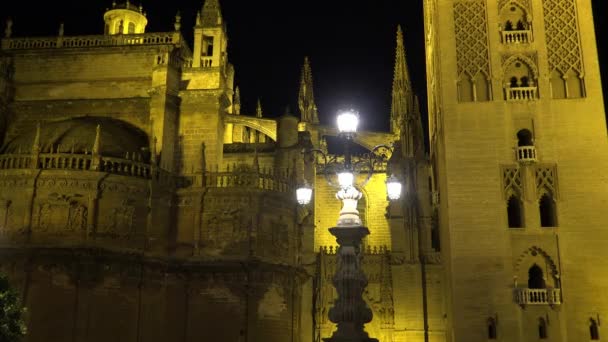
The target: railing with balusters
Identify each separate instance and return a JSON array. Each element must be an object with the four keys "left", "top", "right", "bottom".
[
  {"left": 202, "top": 167, "right": 294, "bottom": 193},
  {"left": 0, "top": 152, "right": 155, "bottom": 179},
  {"left": 506, "top": 86, "right": 537, "bottom": 101},
  {"left": 2, "top": 32, "right": 194, "bottom": 70},
  {"left": 514, "top": 288, "right": 561, "bottom": 305},
  {"left": 516, "top": 145, "right": 537, "bottom": 163},
  {"left": 502, "top": 30, "right": 533, "bottom": 44}
]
